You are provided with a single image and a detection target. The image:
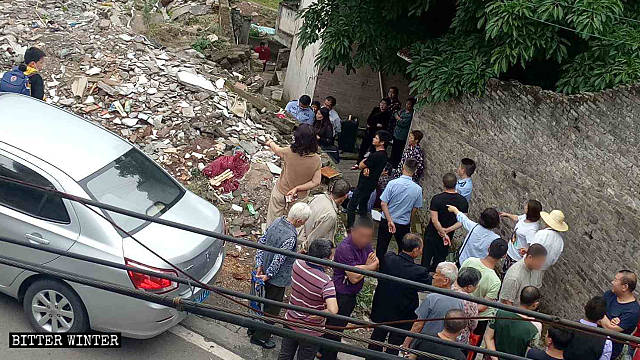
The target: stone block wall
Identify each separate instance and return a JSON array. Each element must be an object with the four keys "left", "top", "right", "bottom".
[{"left": 411, "top": 79, "right": 640, "bottom": 319}]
